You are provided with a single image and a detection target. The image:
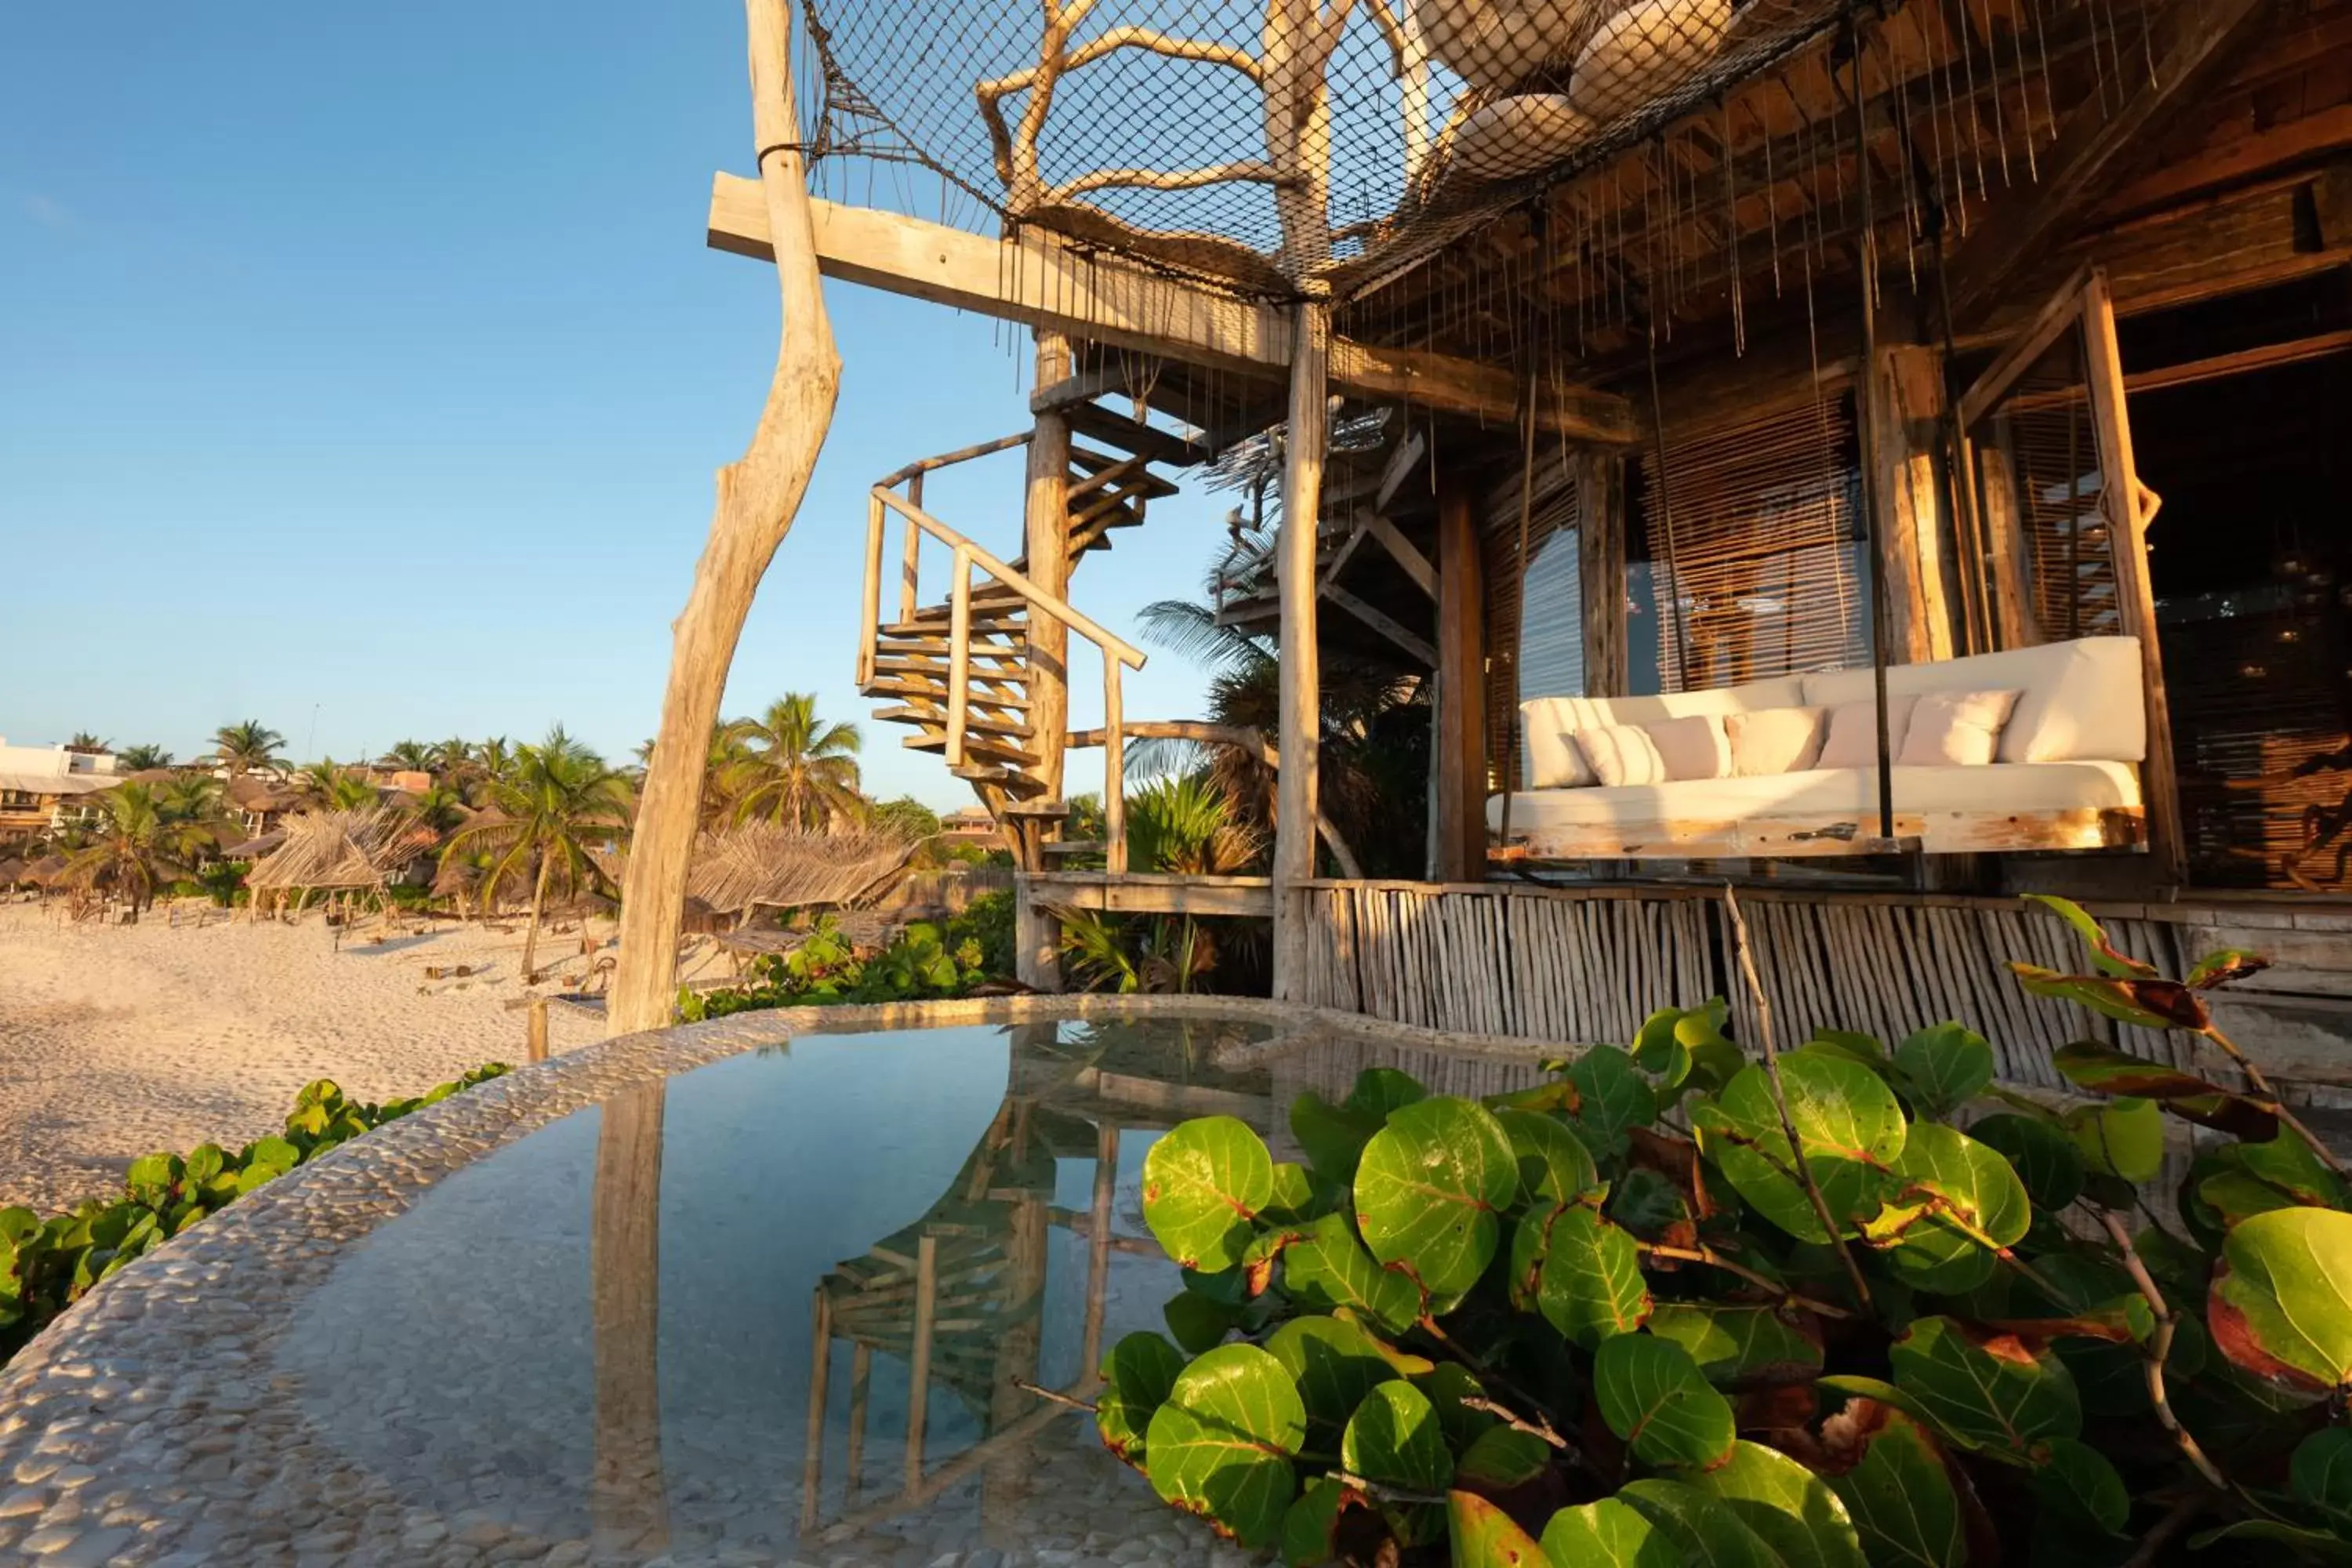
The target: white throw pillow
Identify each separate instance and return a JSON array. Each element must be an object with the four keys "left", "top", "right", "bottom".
[
  {"left": 1573, "top": 724, "right": 1668, "bottom": 789},
  {"left": 1899, "top": 689, "right": 2022, "bottom": 767},
  {"left": 1642, "top": 714, "right": 1732, "bottom": 782},
  {"left": 1724, "top": 706, "right": 1826, "bottom": 777},
  {"left": 1522, "top": 697, "right": 1596, "bottom": 787},
  {"left": 1817, "top": 695, "right": 1919, "bottom": 771}
]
